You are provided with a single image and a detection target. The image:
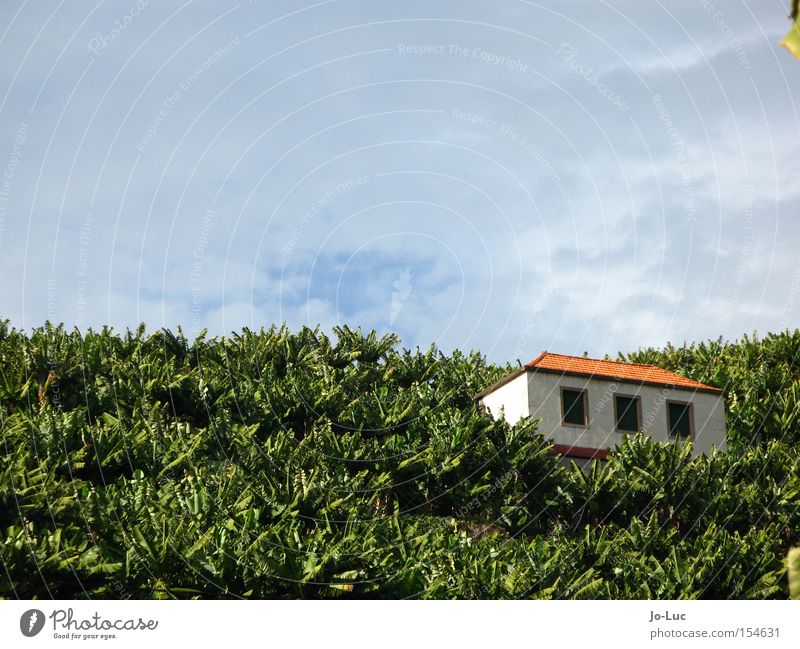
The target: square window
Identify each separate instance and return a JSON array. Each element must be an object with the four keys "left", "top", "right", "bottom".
[
  {"left": 615, "top": 395, "right": 640, "bottom": 432},
  {"left": 561, "top": 388, "right": 588, "bottom": 427},
  {"left": 668, "top": 401, "right": 692, "bottom": 438}
]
